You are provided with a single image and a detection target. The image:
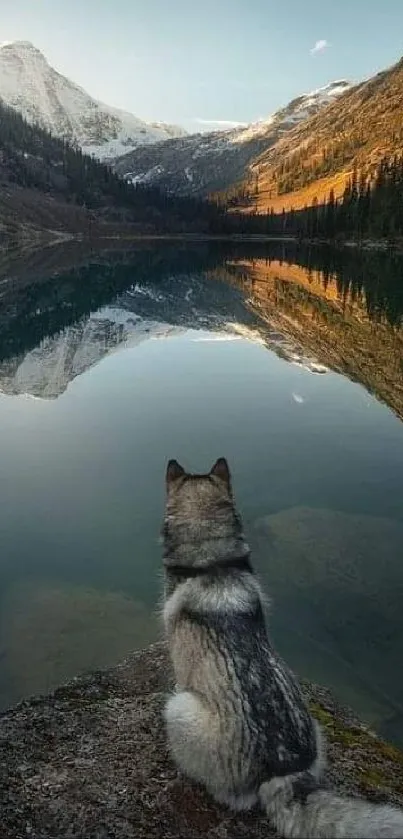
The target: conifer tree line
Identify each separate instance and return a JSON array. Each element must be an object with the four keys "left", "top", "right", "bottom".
[
  {"left": 1, "top": 94, "right": 403, "bottom": 241},
  {"left": 214, "top": 156, "right": 403, "bottom": 240},
  {"left": 0, "top": 99, "right": 215, "bottom": 230},
  {"left": 295, "top": 157, "right": 403, "bottom": 240}
]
